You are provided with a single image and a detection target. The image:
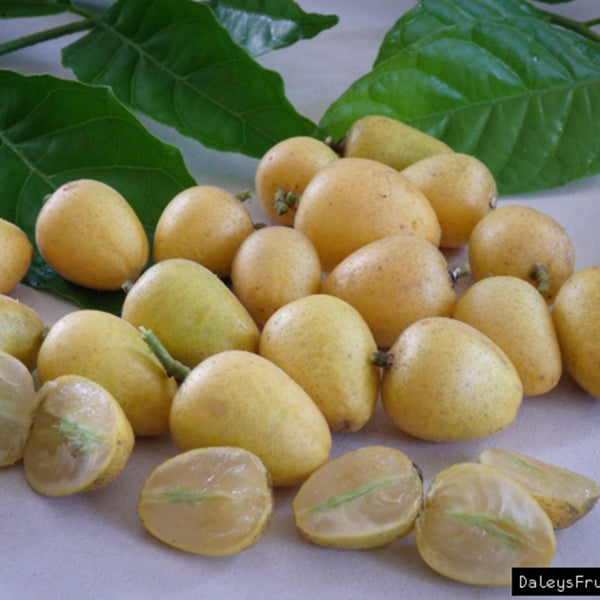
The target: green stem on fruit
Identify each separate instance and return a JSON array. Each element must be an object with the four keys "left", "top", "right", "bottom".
[
  {"left": 449, "top": 262, "right": 471, "bottom": 285},
  {"left": 139, "top": 327, "right": 191, "bottom": 382},
  {"left": 530, "top": 261, "right": 550, "bottom": 296},
  {"left": 371, "top": 351, "right": 393, "bottom": 368},
  {"left": 235, "top": 189, "right": 252, "bottom": 202},
  {"left": 274, "top": 189, "right": 300, "bottom": 215}
]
